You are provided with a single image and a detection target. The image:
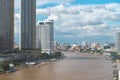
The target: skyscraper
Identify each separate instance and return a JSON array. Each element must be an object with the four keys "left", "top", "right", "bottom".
[
  {"left": 21, "top": 0, "right": 36, "bottom": 50},
  {"left": 0, "top": 0, "right": 14, "bottom": 50},
  {"left": 81, "top": 41, "right": 88, "bottom": 49},
  {"left": 115, "top": 32, "right": 120, "bottom": 53},
  {"left": 36, "top": 20, "right": 54, "bottom": 53}
]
